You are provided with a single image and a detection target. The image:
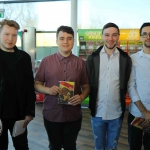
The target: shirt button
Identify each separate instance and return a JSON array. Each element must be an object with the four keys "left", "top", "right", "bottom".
[{"left": 64, "top": 70, "right": 65, "bottom": 72}]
